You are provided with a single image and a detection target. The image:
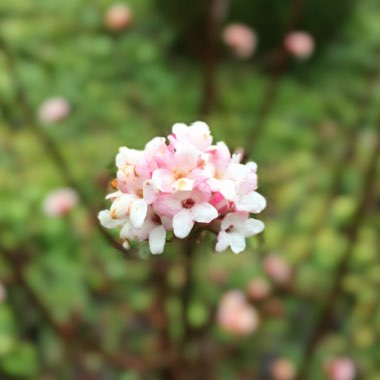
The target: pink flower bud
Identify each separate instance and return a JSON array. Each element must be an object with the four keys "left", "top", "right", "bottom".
[
  {"left": 38, "top": 97, "right": 70, "bottom": 123},
  {"left": 43, "top": 188, "right": 79, "bottom": 217},
  {"left": 324, "top": 357, "right": 356, "bottom": 380},
  {"left": 223, "top": 23, "right": 257, "bottom": 59},
  {"left": 271, "top": 358, "right": 296, "bottom": 380},
  {"left": 263, "top": 254, "right": 291, "bottom": 284},
  {"left": 105, "top": 3, "right": 133, "bottom": 31},
  {"left": 284, "top": 31, "right": 315, "bottom": 60},
  {"left": 246, "top": 278, "right": 271, "bottom": 302},
  {"left": 217, "top": 290, "right": 260, "bottom": 336}
]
